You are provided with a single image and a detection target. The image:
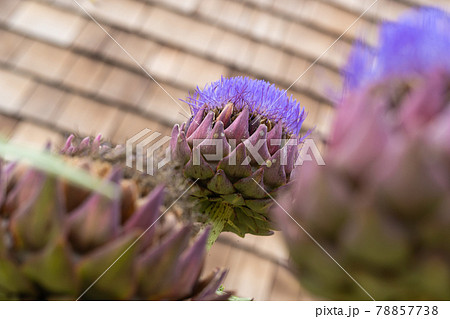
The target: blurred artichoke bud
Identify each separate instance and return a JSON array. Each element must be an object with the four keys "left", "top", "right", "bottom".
[
  {"left": 275, "top": 7, "right": 450, "bottom": 300},
  {"left": 0, "top": 136, "right": 229, "bottom": 300}
]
